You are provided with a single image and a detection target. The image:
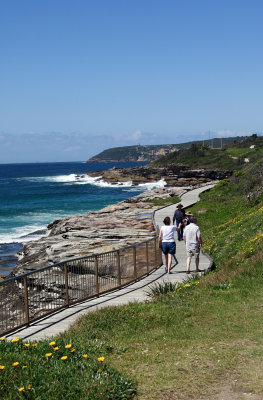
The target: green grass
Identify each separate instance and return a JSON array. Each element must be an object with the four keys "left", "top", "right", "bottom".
[
  {"left": 0, "top": 338, "right": 135, "bottom": 399},
  {"left": 2, "top": 158, "right": 263, "bottom": 399}
]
